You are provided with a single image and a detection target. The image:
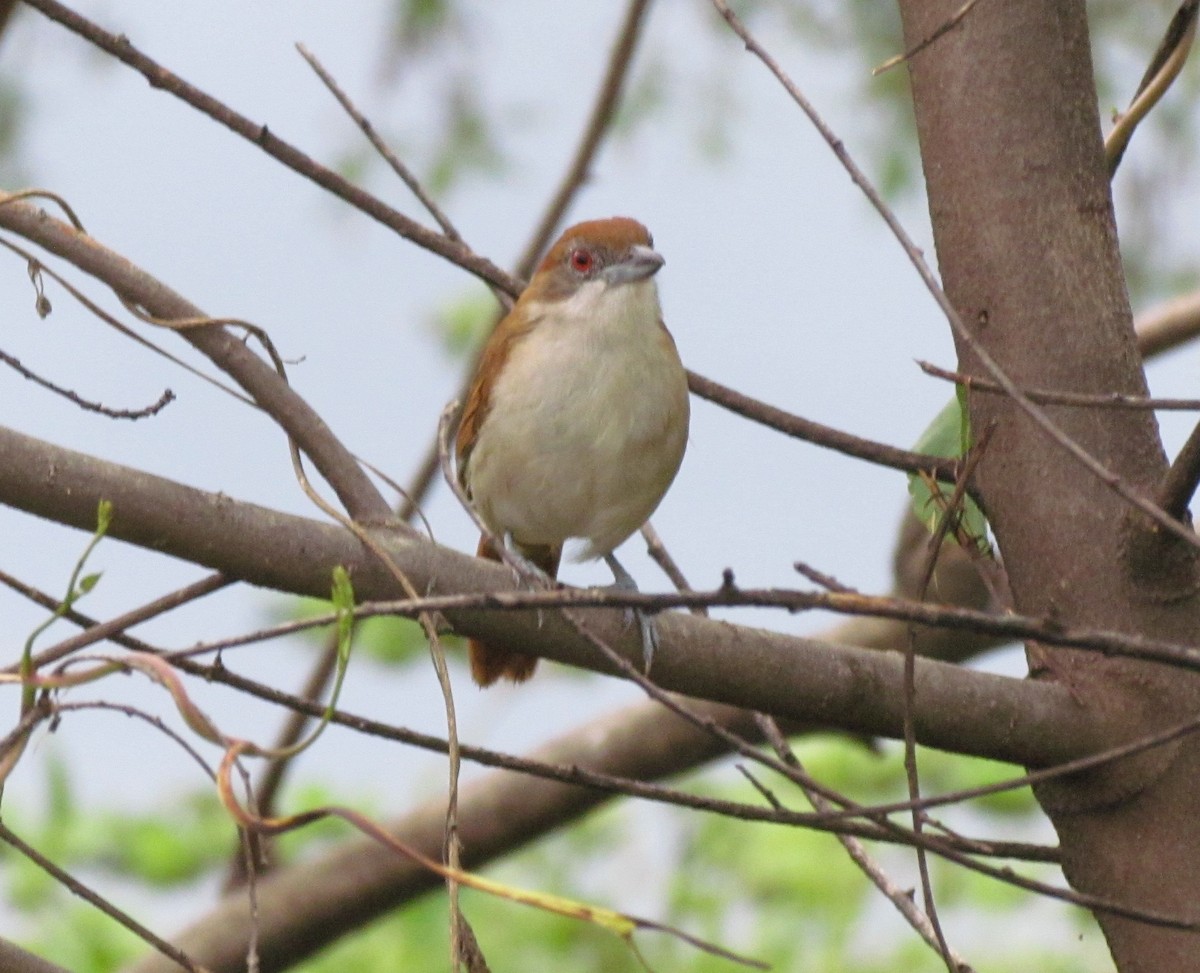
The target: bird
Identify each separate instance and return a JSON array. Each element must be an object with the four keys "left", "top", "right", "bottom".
[{"left": 455, "top": 216, "right": 690, "bottom": 686}]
